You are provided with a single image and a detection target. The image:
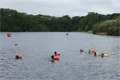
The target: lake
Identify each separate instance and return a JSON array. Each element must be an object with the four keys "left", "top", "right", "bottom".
[{"left": 0, "top": 32, "right": 120, "bottom": 80}]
